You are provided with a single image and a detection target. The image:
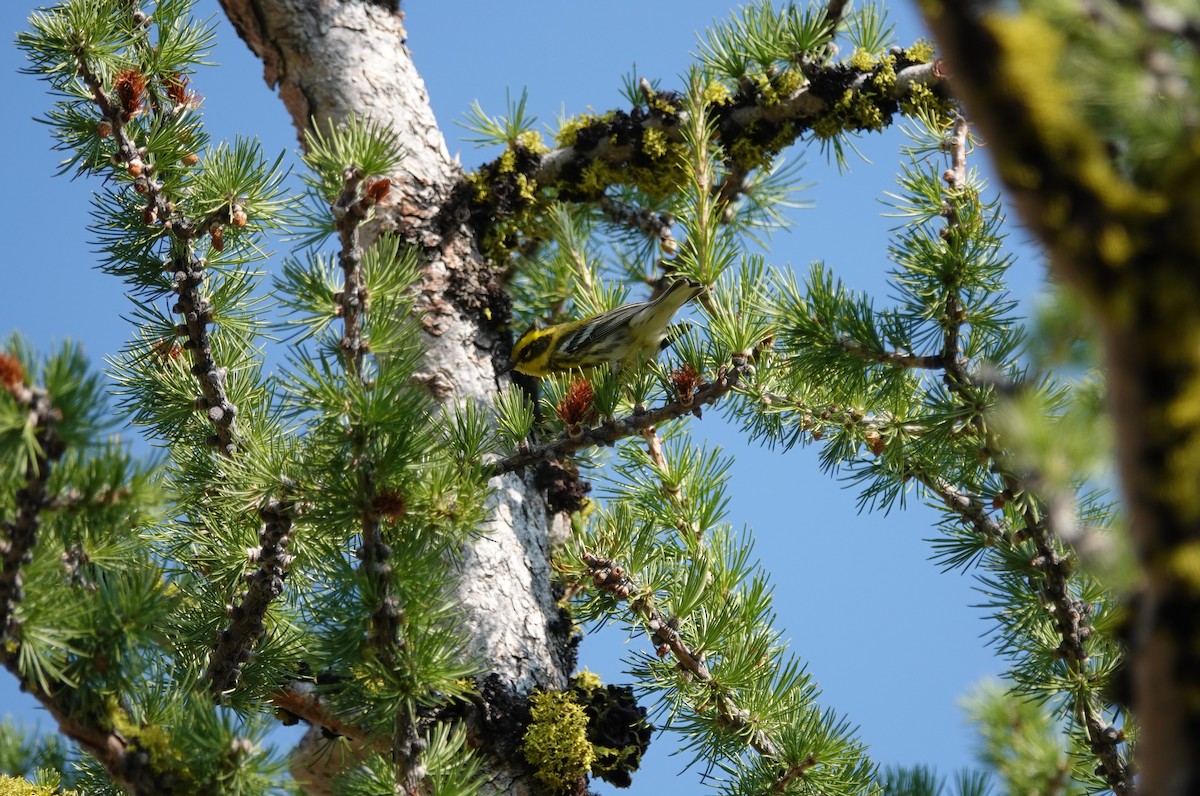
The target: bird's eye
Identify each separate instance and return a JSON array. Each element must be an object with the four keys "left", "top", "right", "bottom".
[{"left": 519, "top": 335, "right": 551, "bottom": 361}]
